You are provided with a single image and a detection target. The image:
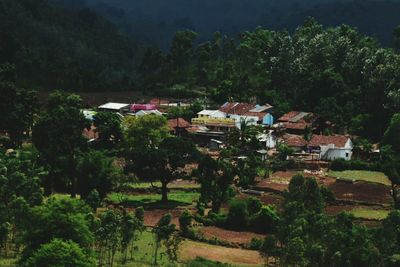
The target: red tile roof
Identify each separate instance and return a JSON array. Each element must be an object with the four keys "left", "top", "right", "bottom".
[
  {"left": 284, "top": 122, "right": 311, "bottom": 130},
  {"left": 282, "top": 134, "right": 307, "bottom": 147},
  {"left": 186, "top": 126, "right": 200, "bottom": 133},
  {"left": 278, "top": 111, "right": 301, "bottom": 122},
  {"left": 309, "top": 135, "right": 349, "bottom": 148},
  {"left": 219, "top": 102, "right": 255, "bottom": 115},
  {"left": 167, "top": 118, "right": 191, "bottom": 130}
]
